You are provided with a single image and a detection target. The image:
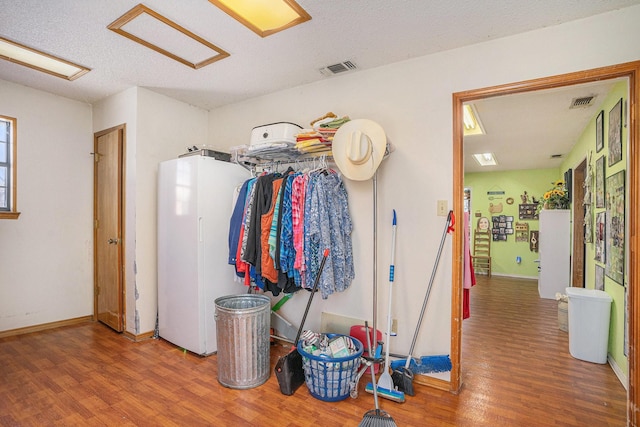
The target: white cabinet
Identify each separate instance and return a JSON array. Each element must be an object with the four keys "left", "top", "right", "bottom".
[{"left": 538, "top": 209, "right": 571, "bottom": 299}]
